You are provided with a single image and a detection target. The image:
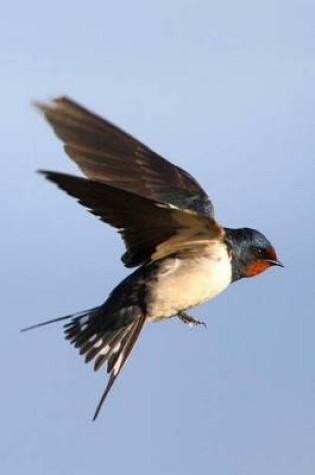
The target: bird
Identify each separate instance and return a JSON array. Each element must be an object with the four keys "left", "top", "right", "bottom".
[{"left": 23, "top": 97, "right": 283, "bottom": 420}]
